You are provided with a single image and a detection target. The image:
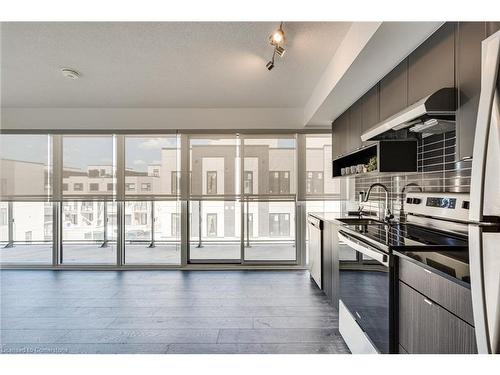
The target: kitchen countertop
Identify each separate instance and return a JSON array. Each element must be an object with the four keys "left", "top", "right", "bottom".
[{"left": 308, "top": 212, "right": 471, "bottom": 289}]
